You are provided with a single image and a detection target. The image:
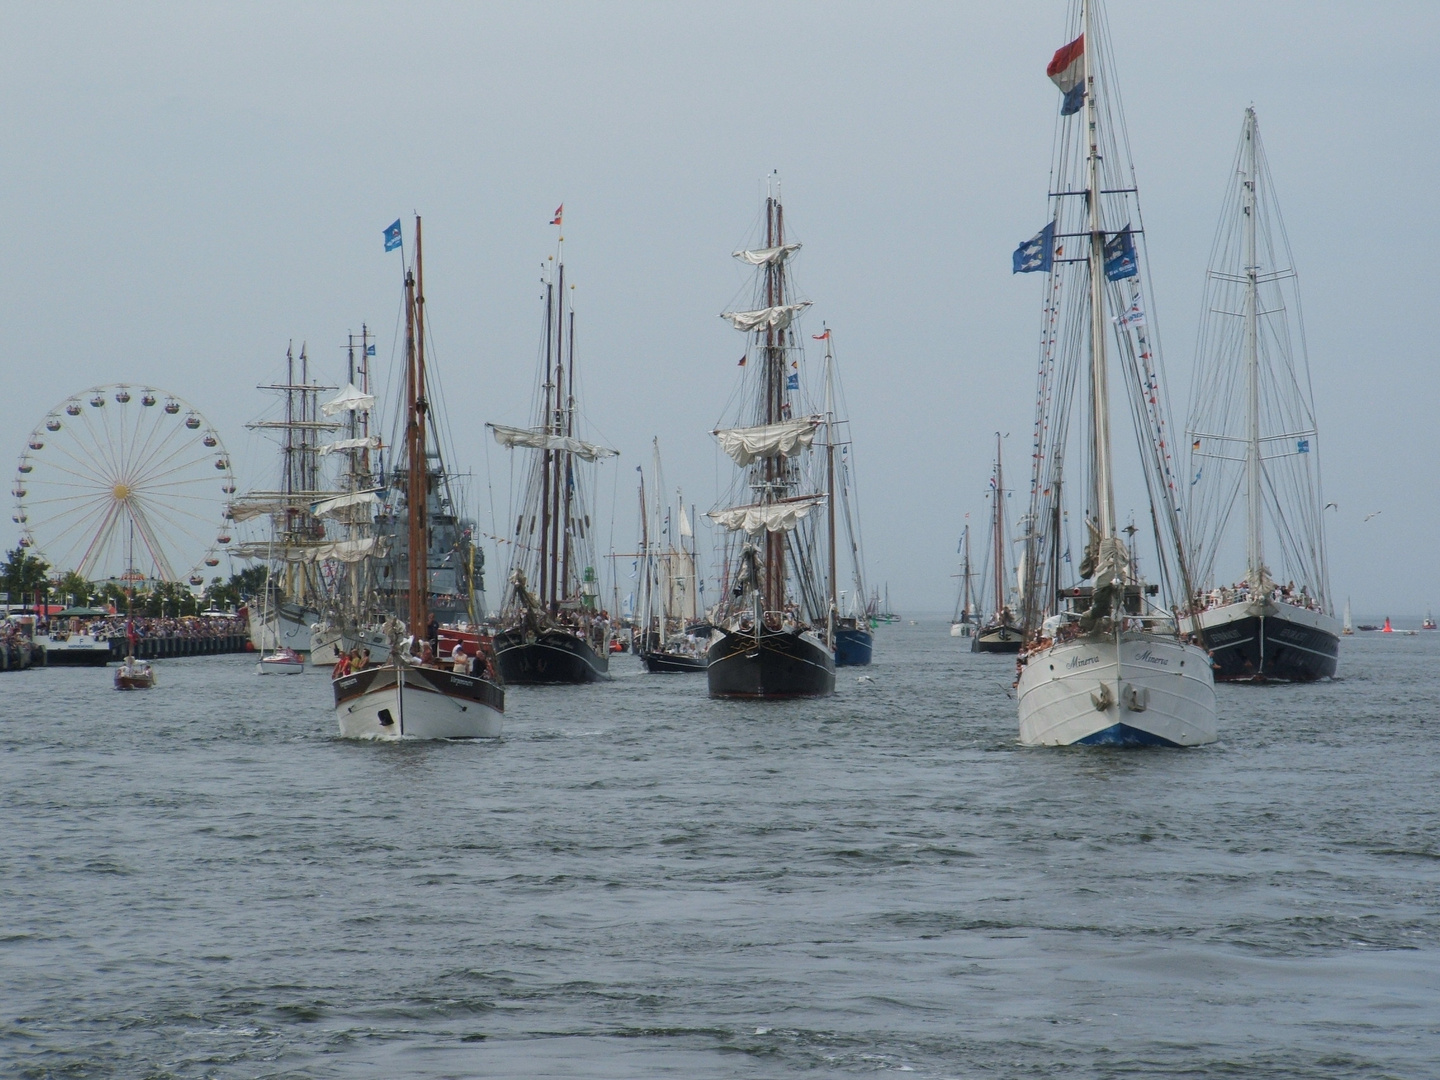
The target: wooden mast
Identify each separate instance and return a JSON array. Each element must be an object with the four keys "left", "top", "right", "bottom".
[
  {"left": 824, "top": 327, "right": 837, "bottom": 647},
  {"left": 763, "top": 194, "right": 785, "bottom": 616},
  {"left": 538, "top": 272, "right": 553, "bottom": 610},
  {"left": 405, "top": 216, "right": 429, "bottom": 639},
  {"left": 992, "top": 433, "right": 1006, "bottom": 621},
  {"left": 548, "top": 263, "right": 566, "bottom": 614},
  {"left": 559, "top": 284, "right": 576, "bottom": 611}
]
